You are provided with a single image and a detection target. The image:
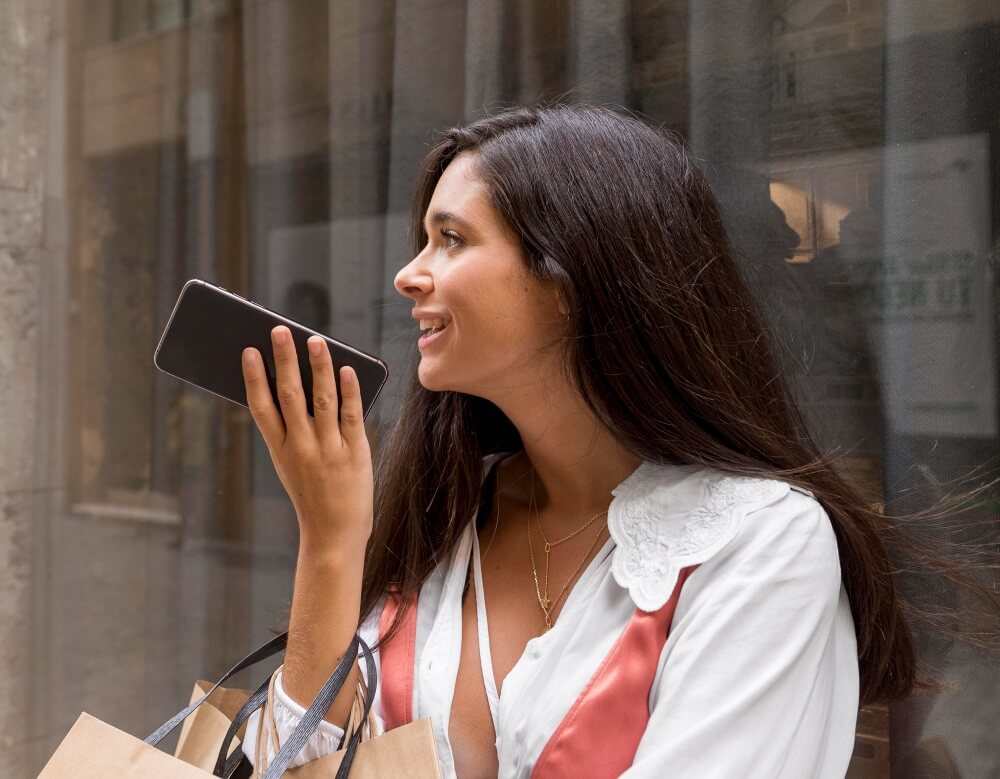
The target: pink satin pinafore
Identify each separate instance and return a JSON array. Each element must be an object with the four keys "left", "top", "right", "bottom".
[{"left": 378, "top": 564, "right": 698, "bottom": 778}]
